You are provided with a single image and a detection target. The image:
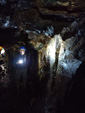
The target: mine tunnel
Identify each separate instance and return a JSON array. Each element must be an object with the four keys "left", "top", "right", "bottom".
[
  {"left": 0, "top": 0, "right": 85, "bottom": 113},
  {"left": 8, "top": 44, "right": 38, "bottom": 85}
]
